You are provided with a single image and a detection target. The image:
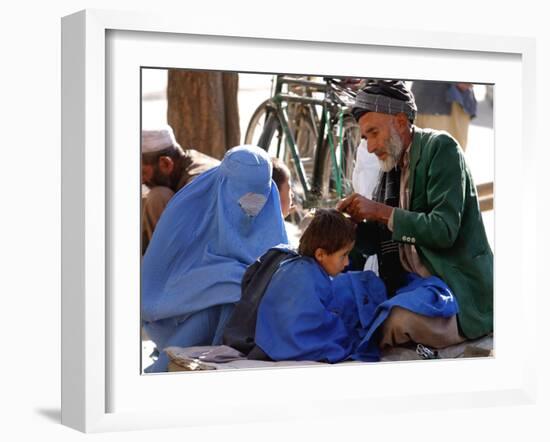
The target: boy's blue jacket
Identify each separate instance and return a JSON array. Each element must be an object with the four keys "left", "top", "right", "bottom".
[{"left": 255, "top": 253, "right": 387, "bottom": 362}]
